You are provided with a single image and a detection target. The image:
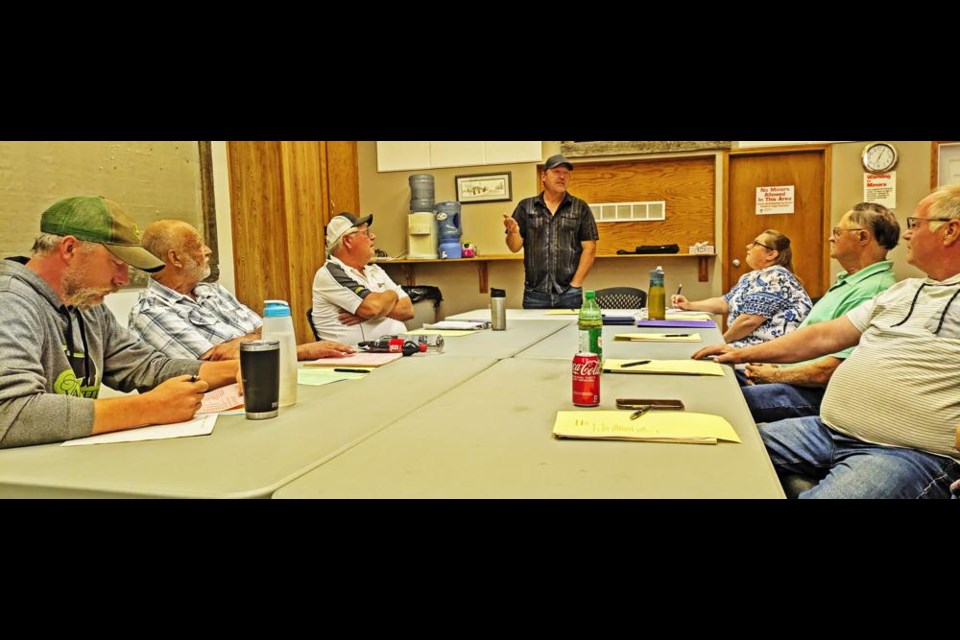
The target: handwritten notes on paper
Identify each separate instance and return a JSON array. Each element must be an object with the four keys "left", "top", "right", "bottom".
[
  {"left": 198, "top": 383, "right": 244, "bottom": 414},
  {"left": 62, "top": 414, "right": 218, "bottom": 447},
  {"left": 614, "top": 333, "right": 703, "bottom": 343},
  {"left": 552, "top": 411, "right": 740, "bottom": 444},
  {"left": 602, "top": 359, "right": 724, "bottom": 376}
]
